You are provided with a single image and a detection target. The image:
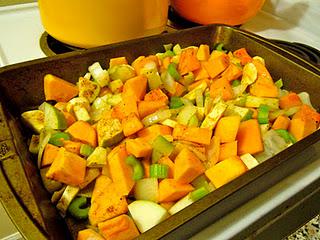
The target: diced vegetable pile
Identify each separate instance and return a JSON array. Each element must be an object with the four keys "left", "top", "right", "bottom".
[{"left": 21, "top": 42, "right": 320, "bottom": 240}]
